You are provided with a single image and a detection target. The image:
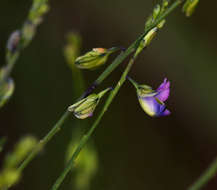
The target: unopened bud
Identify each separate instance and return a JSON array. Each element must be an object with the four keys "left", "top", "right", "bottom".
[
  {"left": 75, "top": 47, "right": 118, "bottom": 69},
  {"left": 153, "top": 5, "right": 161, "bottom": 20},
  {"left": 157, "top": 19, "right": 166, "bottom": 29},
  {"left": 22, "top": 21, "right": 37, "bottom": 47},
  {"left": 0, "top": 169, "right": 20, "bottom": 188},
  {"left": 68, "top": 88, "right": 111, "bottom": 119},
  {"left": 4, "top": 136, "right": 37, "bottom": 168},
  {"left": 7, "top": 30, "right": 21, "bottom": 53},
  {"left": 183, "top": 0, "right": 199, "bottom": 17},
  {"left": 136, "top": 27, "right": 158, "bottom": 56},
  {"left": 0, "top": 78, "right": 15, "bottom": 108}
]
